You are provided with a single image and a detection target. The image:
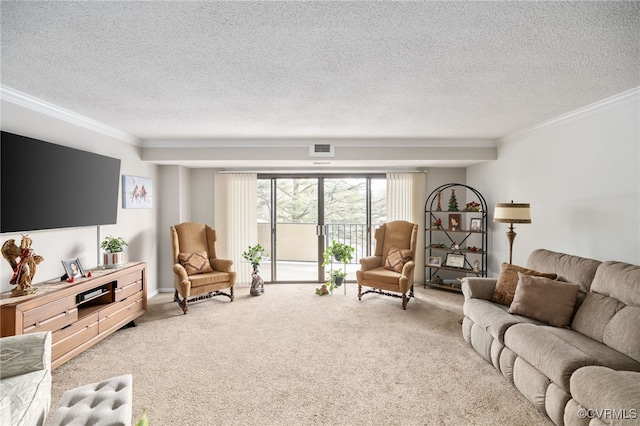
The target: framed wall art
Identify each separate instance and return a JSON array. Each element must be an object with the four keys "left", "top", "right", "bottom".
[{"left": 122, "top": 175, "right": 153, "bottom": 209}]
